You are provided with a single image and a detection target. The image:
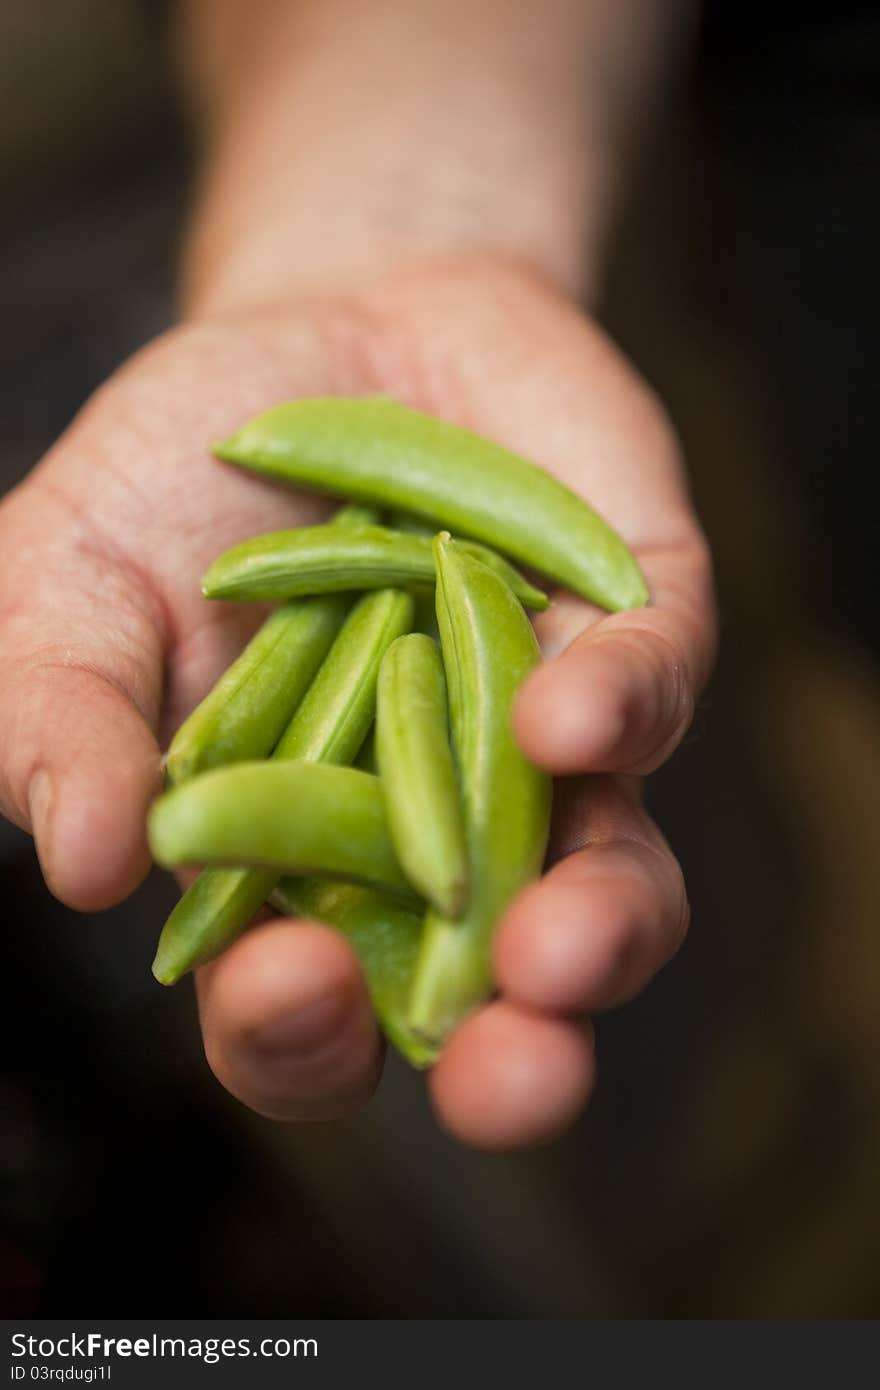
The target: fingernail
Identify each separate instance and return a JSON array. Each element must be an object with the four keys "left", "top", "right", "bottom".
[
  {"left": 251, "top": 994, "right": 349, "bottom": 1061},
  {"left": 27, "top": 771, "right": 53, "bottom": 850}
]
